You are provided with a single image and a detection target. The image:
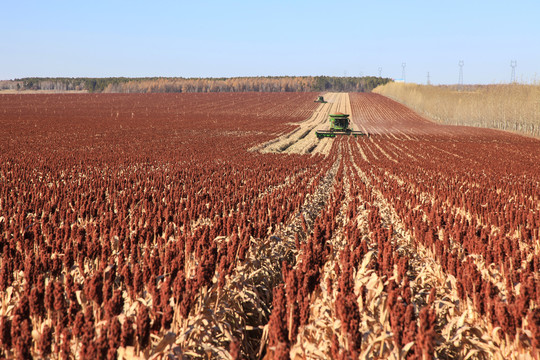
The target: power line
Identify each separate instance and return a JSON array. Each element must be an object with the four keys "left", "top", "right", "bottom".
[
  {"left": 378, "top": 67, "right": 382, "bottom": 77},
  {"left": 402, "top": 62, "right": 406, "bottom": 82},
  {"left": 510, "top": 60, "right": 517, "bottom": 83},
  {"left": 427, "top": 72, "right": 431, "bottom": 85}
]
